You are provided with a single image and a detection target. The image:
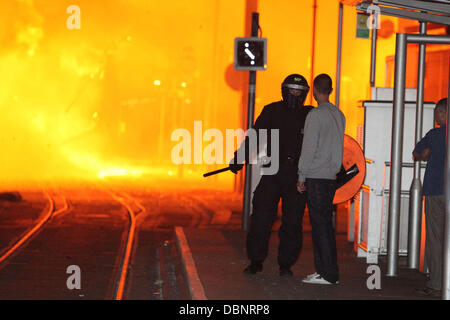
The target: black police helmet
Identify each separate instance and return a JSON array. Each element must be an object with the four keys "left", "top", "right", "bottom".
[{"left": 281, "top": 74, "right": 310, "bottom": 108}]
